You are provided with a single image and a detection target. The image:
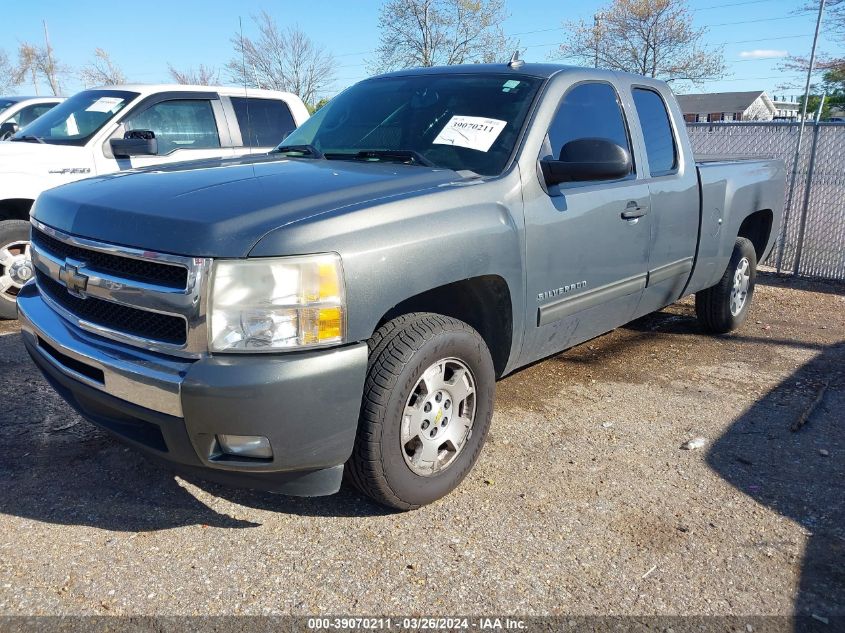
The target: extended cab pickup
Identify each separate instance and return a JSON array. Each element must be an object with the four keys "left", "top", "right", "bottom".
[
  {"left": 18, "top": 64, "right": 785, "bottom": 509},
  {"left": 0, "top": 84, "right": 309, "bottom": 317}
]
